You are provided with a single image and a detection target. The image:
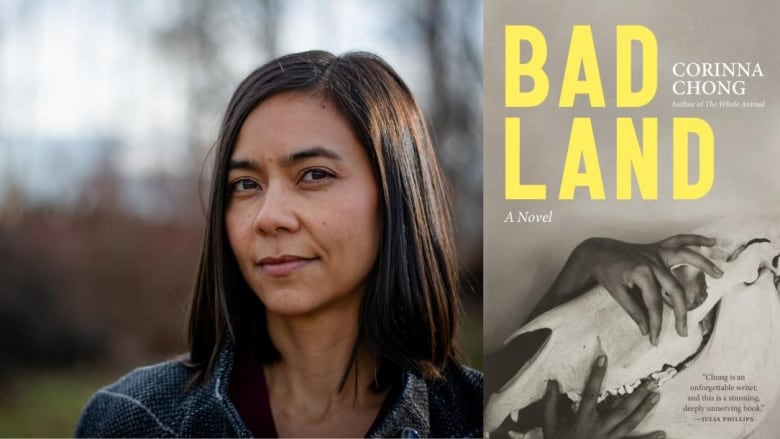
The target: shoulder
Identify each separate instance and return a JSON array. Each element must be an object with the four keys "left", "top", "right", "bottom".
[
  {"left": 74, "top": 359, "right": 196, "bottom": 438},
  {"left": 428, "top": 363, "right": 484, "bottom": 438},
  {"left": 369, "top": 363, "right": 483, "bottom": 438}
]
